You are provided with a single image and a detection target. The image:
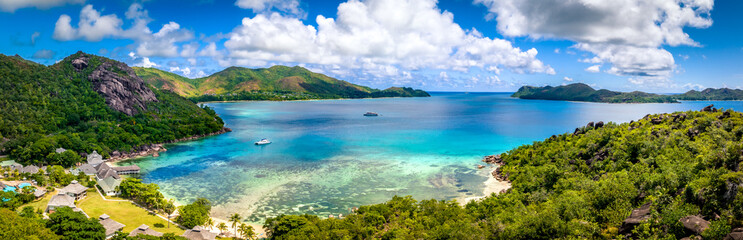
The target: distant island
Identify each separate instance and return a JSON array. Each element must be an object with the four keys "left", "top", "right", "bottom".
[
  {"left": 512, "top": 83, "right": 743, "bottom": 103},
  {"left": 133, "top": 66, "right": 430, "bottom": 102}
]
